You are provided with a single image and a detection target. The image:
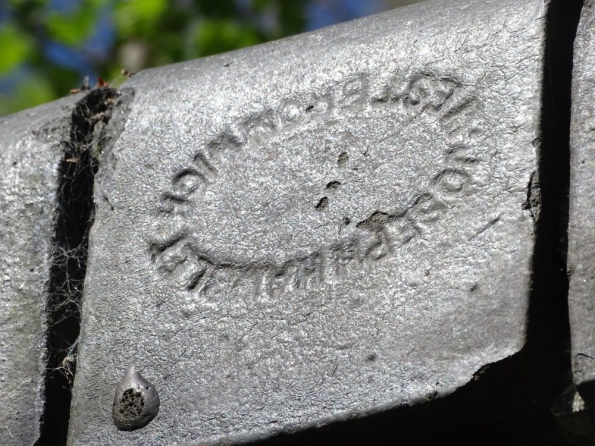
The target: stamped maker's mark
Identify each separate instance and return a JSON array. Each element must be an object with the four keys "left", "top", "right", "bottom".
[
  {"left": 157, "top": 72, "right": 463, "bottom": 215},
  {"left": 148, "top": 70, "right": 485, "bottom": 310}
]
